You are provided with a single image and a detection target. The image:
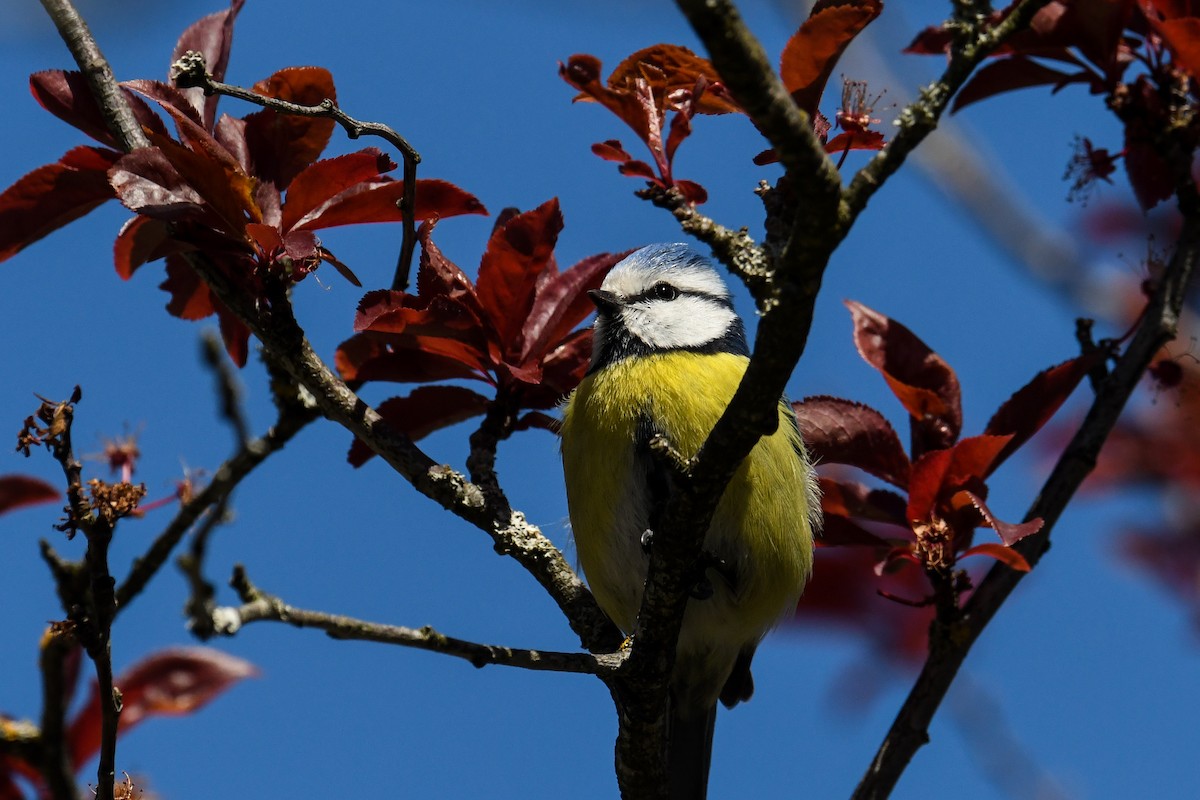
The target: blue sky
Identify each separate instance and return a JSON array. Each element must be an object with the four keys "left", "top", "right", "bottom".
[{"left": 1, "top": 1, "right": 1197, "bottom": 798}]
